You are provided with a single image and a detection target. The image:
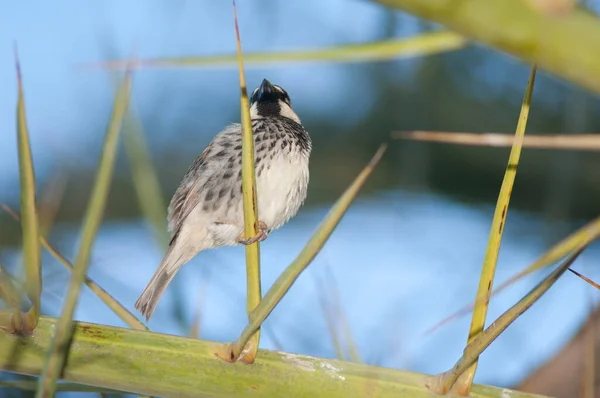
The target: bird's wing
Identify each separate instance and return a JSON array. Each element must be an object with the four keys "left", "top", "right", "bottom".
[
  {"left": 167, "top": 145, "right": 211, "bottom": 245},
  {"left": 166, "top": 124, "right": 242, "bottom": 245}
]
